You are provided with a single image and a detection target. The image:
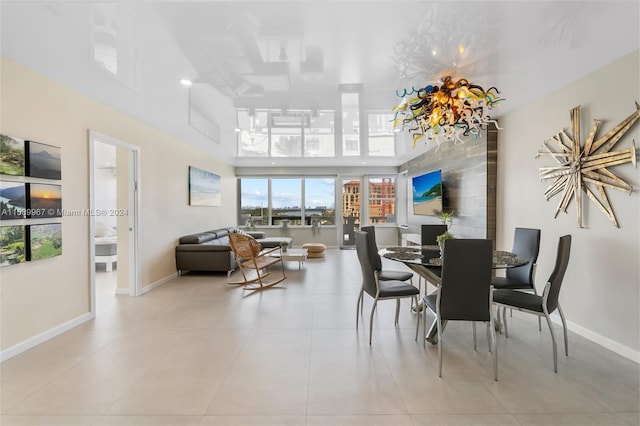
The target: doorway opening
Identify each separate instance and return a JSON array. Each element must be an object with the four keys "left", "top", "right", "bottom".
[
  {"left": 340, "top": 177, "right": 361, "bottom": 249},
  {"left": 89, "top": 131, "right": 140, "bottom": 316}
]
